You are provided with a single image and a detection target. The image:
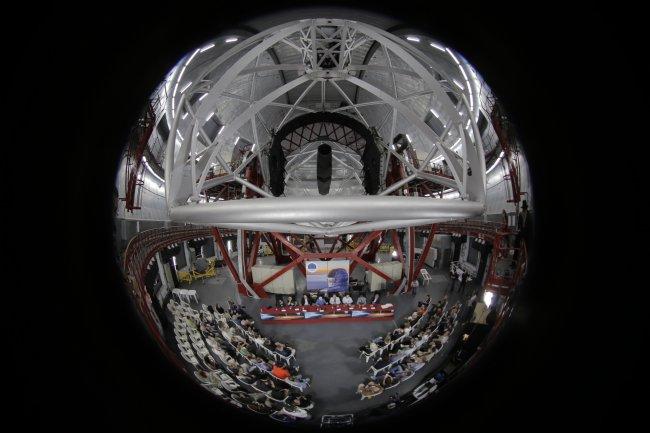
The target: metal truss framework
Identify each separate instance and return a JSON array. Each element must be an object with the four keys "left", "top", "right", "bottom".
[{"left": 165, "top": 18, "right": 487, "bottom": 236}]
